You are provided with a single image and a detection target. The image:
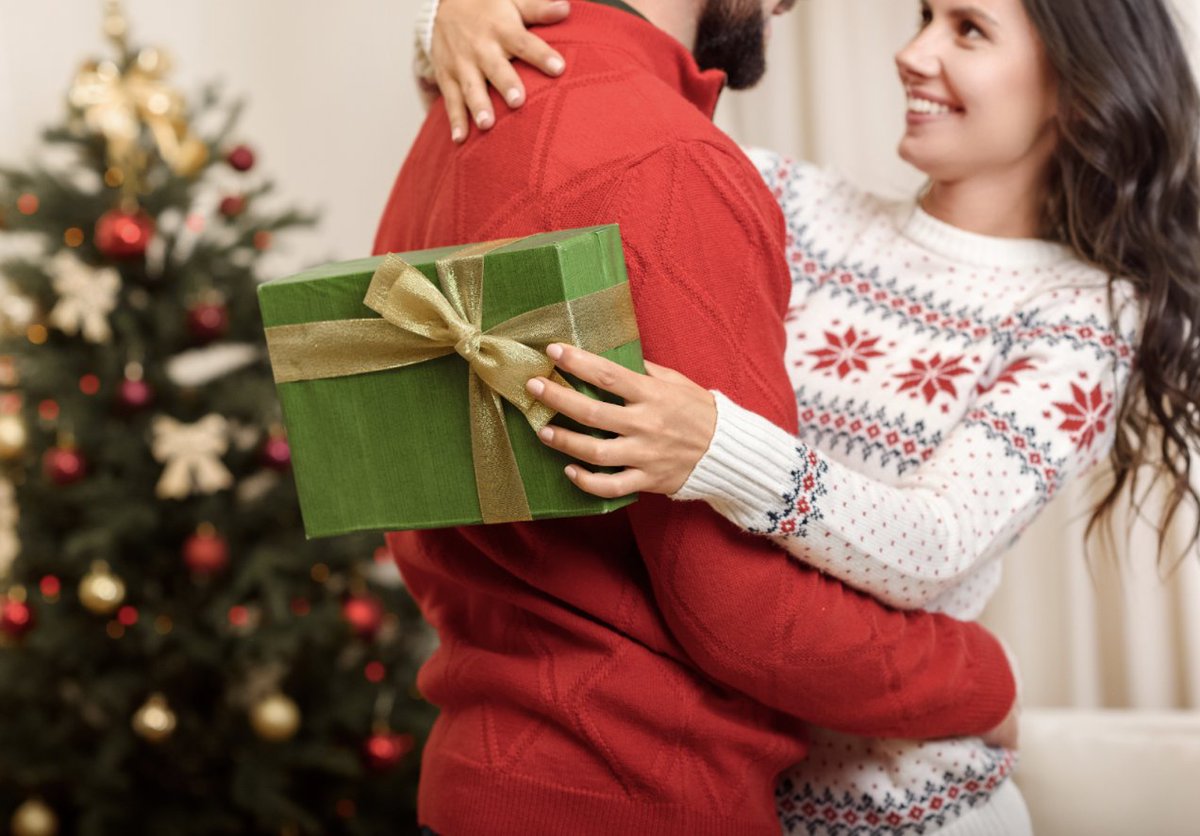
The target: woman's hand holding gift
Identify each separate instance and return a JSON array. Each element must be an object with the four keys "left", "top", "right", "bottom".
[{"left": 526, "top": 343, "right": 717, "bottom": 498}]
